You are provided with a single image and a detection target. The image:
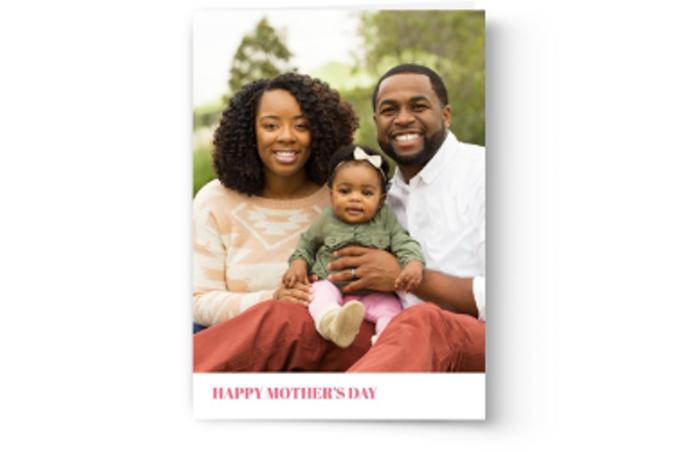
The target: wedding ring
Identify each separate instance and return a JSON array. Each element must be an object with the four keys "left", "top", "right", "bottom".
[{"left": 351, "top": 268, "right": 357, "bottom": 280}]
